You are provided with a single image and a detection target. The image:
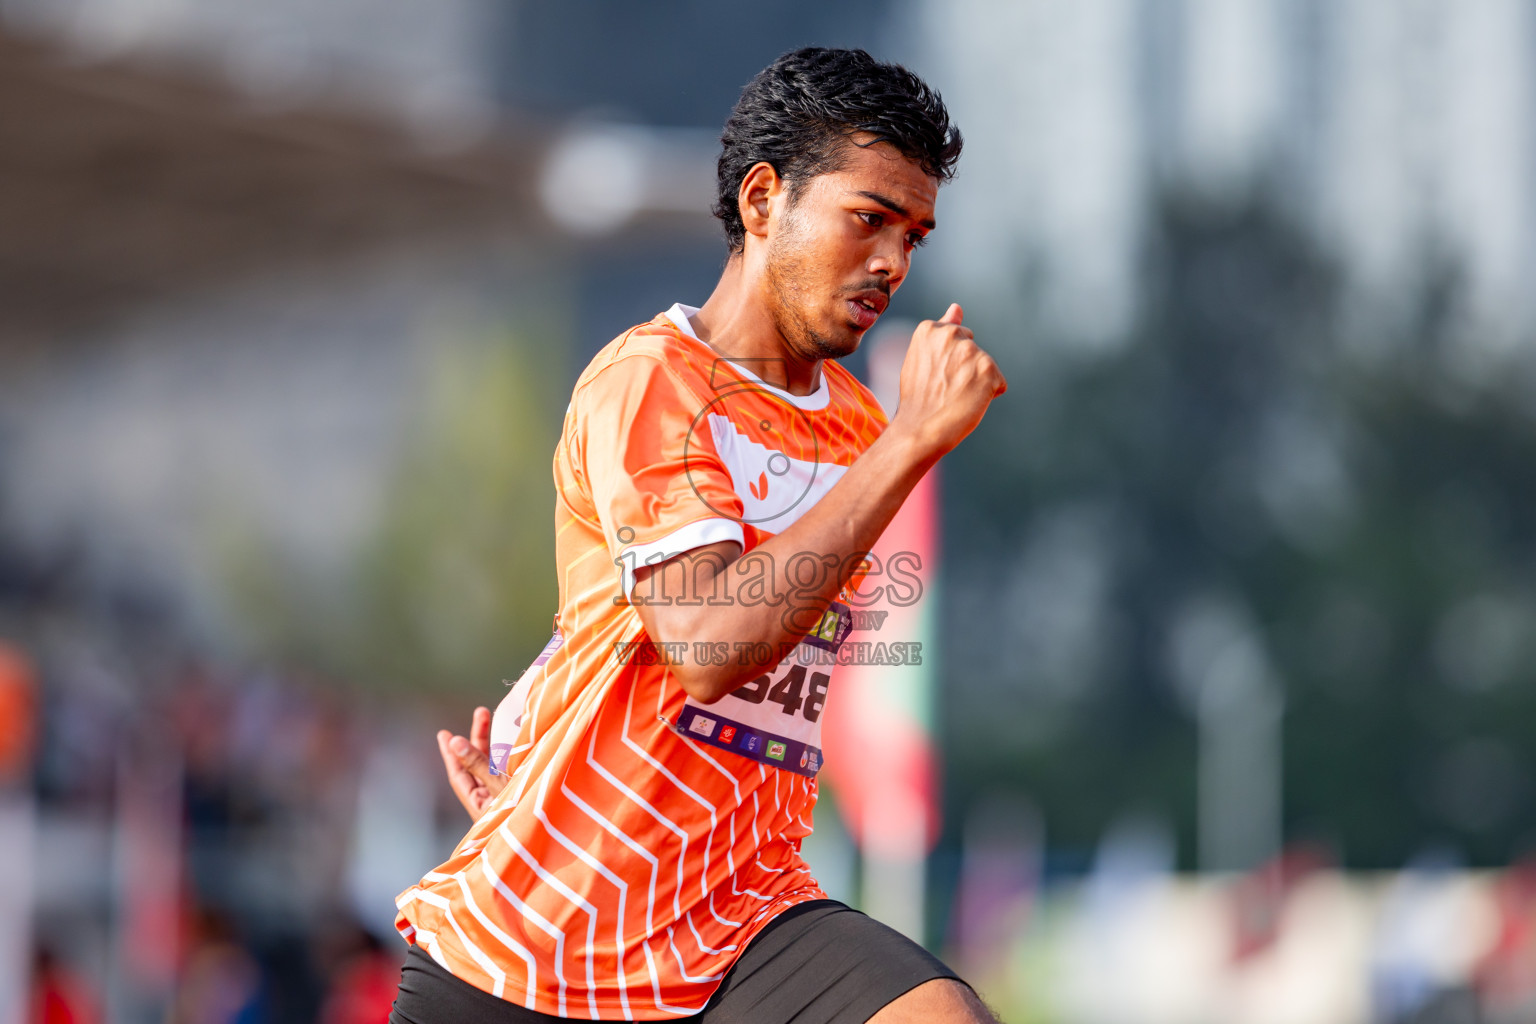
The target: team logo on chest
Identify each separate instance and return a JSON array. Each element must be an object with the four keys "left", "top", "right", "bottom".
[{"left": 684, "top": 407, "right": 847, "bottom": 533}]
